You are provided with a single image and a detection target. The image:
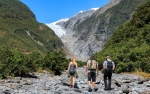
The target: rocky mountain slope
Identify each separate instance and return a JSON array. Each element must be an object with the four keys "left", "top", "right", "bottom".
[
  {"left": 57, "top": 8, "right": 99, "bottom": 31},
  {"left": 48, "top": 0, "right": 147, "bottom": 61},
  {"left": 46, "top": 8, "right": 99, "bottom": 60}
]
